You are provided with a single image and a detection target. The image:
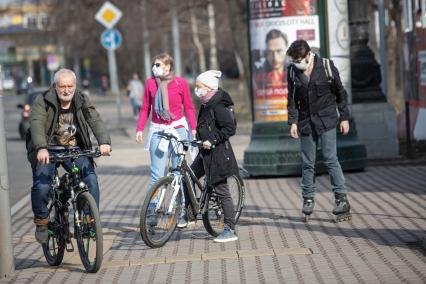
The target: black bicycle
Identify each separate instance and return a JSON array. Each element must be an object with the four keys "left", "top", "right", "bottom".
[
  {"left": 42, "top": 146, "right": 104, "bottom": 273},
  {"left": 139, "top": 132, "right": 245, "bottom": 248}
]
